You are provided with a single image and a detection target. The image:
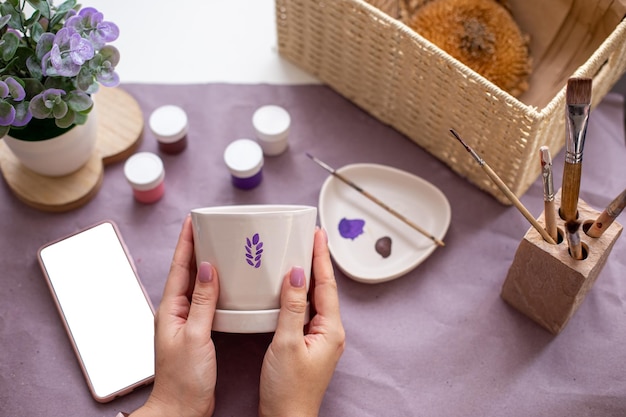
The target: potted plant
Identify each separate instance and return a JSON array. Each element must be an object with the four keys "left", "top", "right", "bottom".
[{"left": 0, "top": 0, "right": 119, "bottom": 176}]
